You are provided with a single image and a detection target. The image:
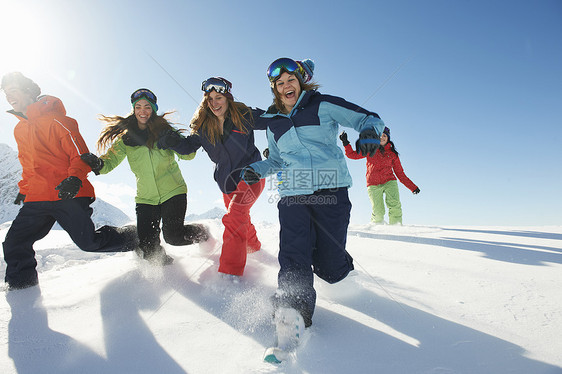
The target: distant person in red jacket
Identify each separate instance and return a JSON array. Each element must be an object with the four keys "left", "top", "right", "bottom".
[{"left": 341, "top": 127, "right": 419, "bottom": 225}]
